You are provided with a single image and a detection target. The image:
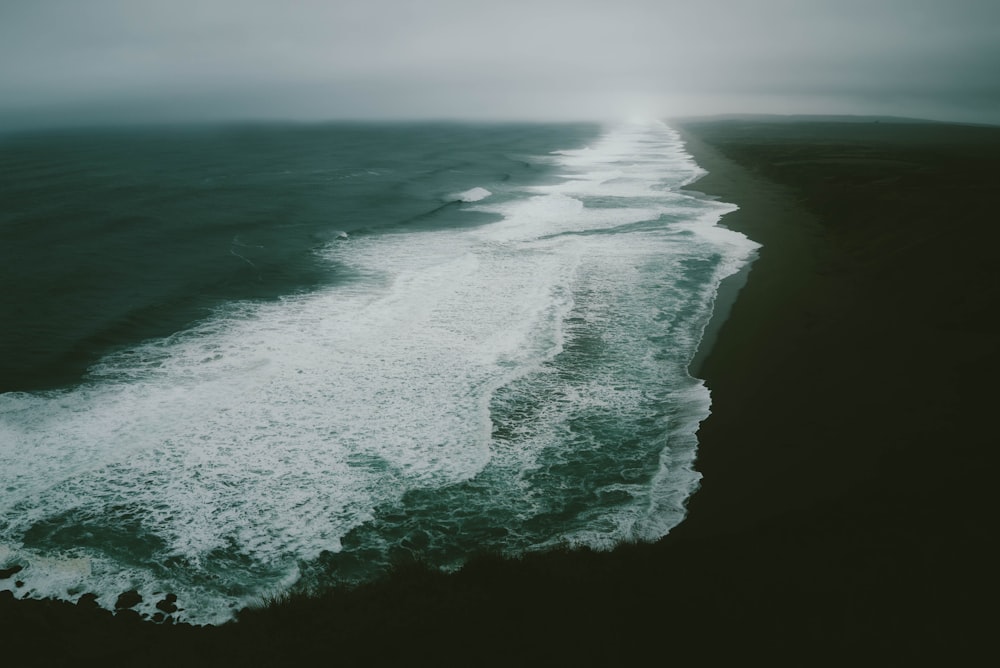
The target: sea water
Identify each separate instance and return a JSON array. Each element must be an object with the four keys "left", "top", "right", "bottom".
[{"left": 0, "top": 120, "right": 757, "bottom": 623}]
